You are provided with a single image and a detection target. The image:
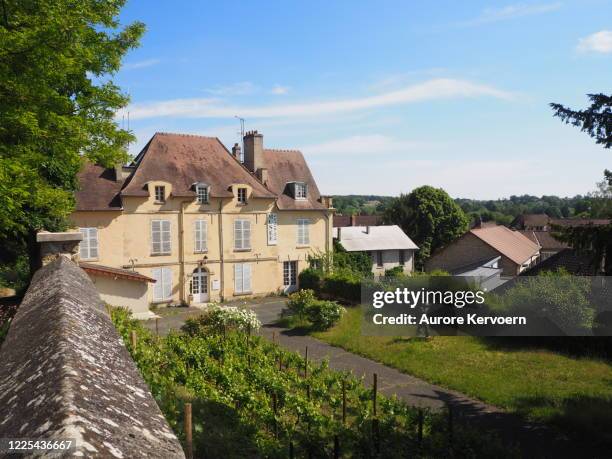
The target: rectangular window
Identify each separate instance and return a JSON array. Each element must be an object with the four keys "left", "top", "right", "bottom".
[
  {"left": 196, "top": 185, "right": 209, "bottom": 204},
  {"left": 295, "top": 183, "right": 307, "bottom": 199},
  {"left": 194, "top": 219, "right": 207, "bottom": 253},
  {"left": 152, "top": 267, "right": 172, "bottom": 301},
  {"left": 267, "top": 213, "right": 278, "bottom": 245},
  {"left": 237, "top": 187, "right": 247, "bottom": 204},
  {"left": 283, "top": 261, "right": 297, "bottom": 286},
  {"left": 399, "top": 250, "right": 405, "bottom": 266},
  {"left": 151, "top": 220, "right": 171, "bottom": 254},
  {"left": 154, "top": 185, "right": 166, "bottom": 203},
  {"left": 79, "top": 227, "right": 98, "bottom": 260},
  {"left": 234, "top": 263, "right": 252, "bottom": 293},
  {"left": 234, "top": 219, "right": 251, "bottom": 250},
  {"left": 377, "top": 251, "right": 383, "bottom": 267},
  {"left": 297, "top": 219, "right": 310, "bottom": 246}
]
